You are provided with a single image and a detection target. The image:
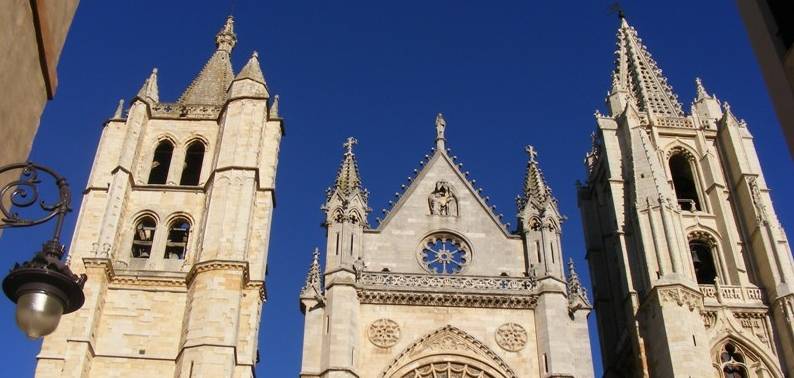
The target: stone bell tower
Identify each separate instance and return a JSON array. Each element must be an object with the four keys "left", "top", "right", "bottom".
[
  {"left": 34, "top": 16, "right": 284, "bottom": 378},
  {"left": 298, "top": 115, "right": 593, "bottom": 378},
  {"left": 578, "top": 16, "right": 794, "bottom": 378}
]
